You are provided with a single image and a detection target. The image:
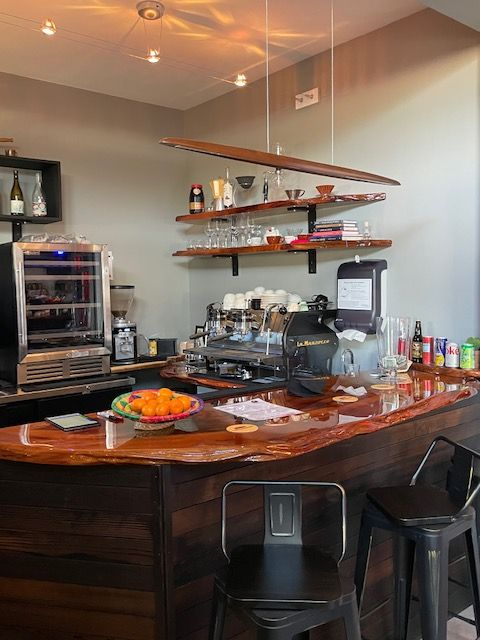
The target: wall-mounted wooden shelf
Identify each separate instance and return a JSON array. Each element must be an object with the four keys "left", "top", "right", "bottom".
[
  {"left": 174, "top": 240, "right": 392, "bottom": 276},
  {"left": 173, "top": 240, "right": 391, "bottom": 257},
  {"left": 175, "top": 192, "right": 386, "bottom": 223}
]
